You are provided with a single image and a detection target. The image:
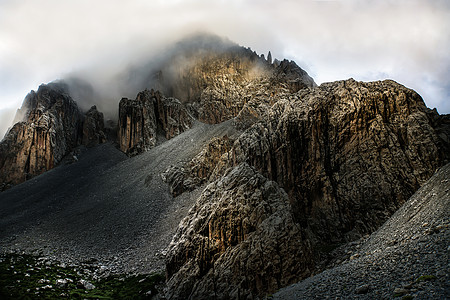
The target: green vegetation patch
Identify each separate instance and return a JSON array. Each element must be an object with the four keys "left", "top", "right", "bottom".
[
  {"left": 416, "top": 275, "right": 436, "bottom": 283},
  {"left": 0, "top": 253, "right": 164, "bottom": 299}
]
